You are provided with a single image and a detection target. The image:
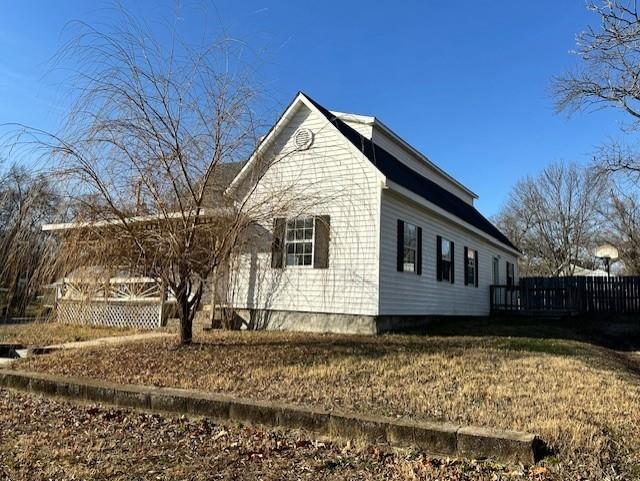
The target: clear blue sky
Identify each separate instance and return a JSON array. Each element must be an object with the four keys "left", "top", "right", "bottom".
[{"left": 0, "top": 1, "right": 627, "bottom": 216}]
